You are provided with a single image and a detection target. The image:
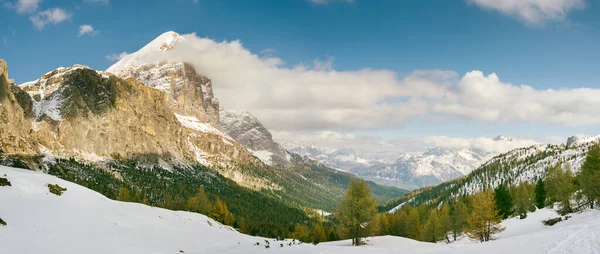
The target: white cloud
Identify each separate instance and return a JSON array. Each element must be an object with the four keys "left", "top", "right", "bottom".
[
  {"left": 106, "top": 52, "right": 129, "bottom": 62},
  {"left": 110, "top": 33, "right": 600, "bottom": 133},
  {"left": 6, "top": 0, "right": 41, "bottom": 14},
  {"left": 78, "top": 24, "right": 97, "bottom": 37},
  {"left": 309, "top": 0, "right": 353, "bottom": 4},
  {"left": 29, "top": 8, "right": 72, "bottom": 30},
  {"left": 468, "top": 0, "right": 586, "bottom": 25},
  {"left": 432, "top": 70, "right": 600, "bottom": 126}
]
